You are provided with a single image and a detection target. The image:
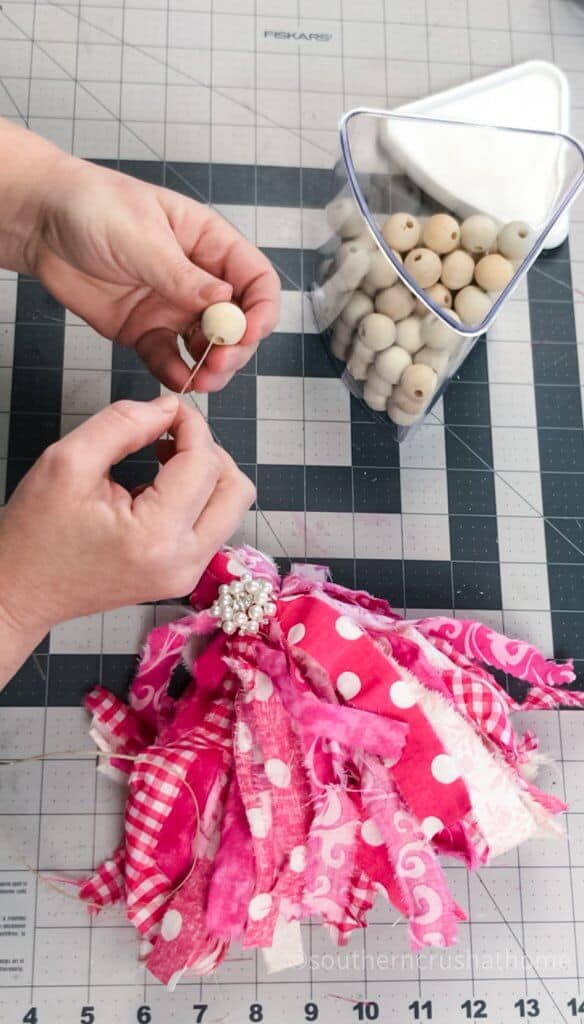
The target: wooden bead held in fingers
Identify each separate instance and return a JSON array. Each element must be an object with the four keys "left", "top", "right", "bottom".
[
  {"left": 404, "top": 248, "right": 442, "bottom": 289},
  {"left": 201, "top": 303, "right": 247, "bottom": 346},
  {"left": 474, "top": 253, "right": 514, "bottom": 293},
  {"left": 340, "top": 291, "right": 374, "bottom": 328},
  {"left": 441, "top": 249, "right": 474, "bottom": 291},
  {"left": 357, "top": 312, "right": 396, "bottom": 352},
  {"left": 460, "top": 214, "right": 498, "bottom": 256},
  {"left": 381, "top": 212, "right": 421, "bottom": 252},
  {"left": 375, "top": 282, "right": 416, "bottom": 322},
  {"left": 422, "top": 213, "right": 460, "bottom": 254},
  {"left": 400, "top": 363, "right": 437, "bottom": 404}
]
